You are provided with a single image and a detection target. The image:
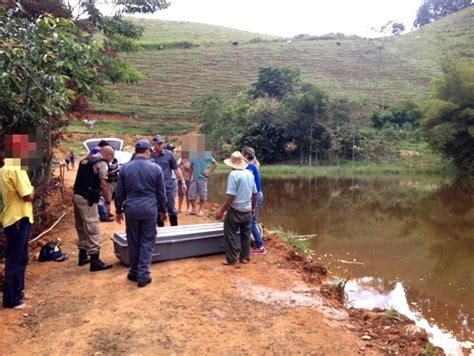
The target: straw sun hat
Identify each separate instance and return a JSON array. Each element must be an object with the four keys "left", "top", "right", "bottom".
[{"left": 224, "top": 151, "right": 248, "bottom": 170}]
